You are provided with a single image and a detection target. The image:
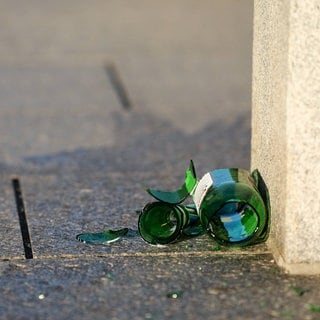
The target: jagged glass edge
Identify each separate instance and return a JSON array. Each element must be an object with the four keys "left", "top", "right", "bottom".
[
  {"left": 146, "top": 160, "right": 197, "bottom": 204},
  {"left": 76, "top": 228, "right": 129, "bottom": 244},
  {"left": 251, "top": 169, "right": 271, "bottom": 244}
]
